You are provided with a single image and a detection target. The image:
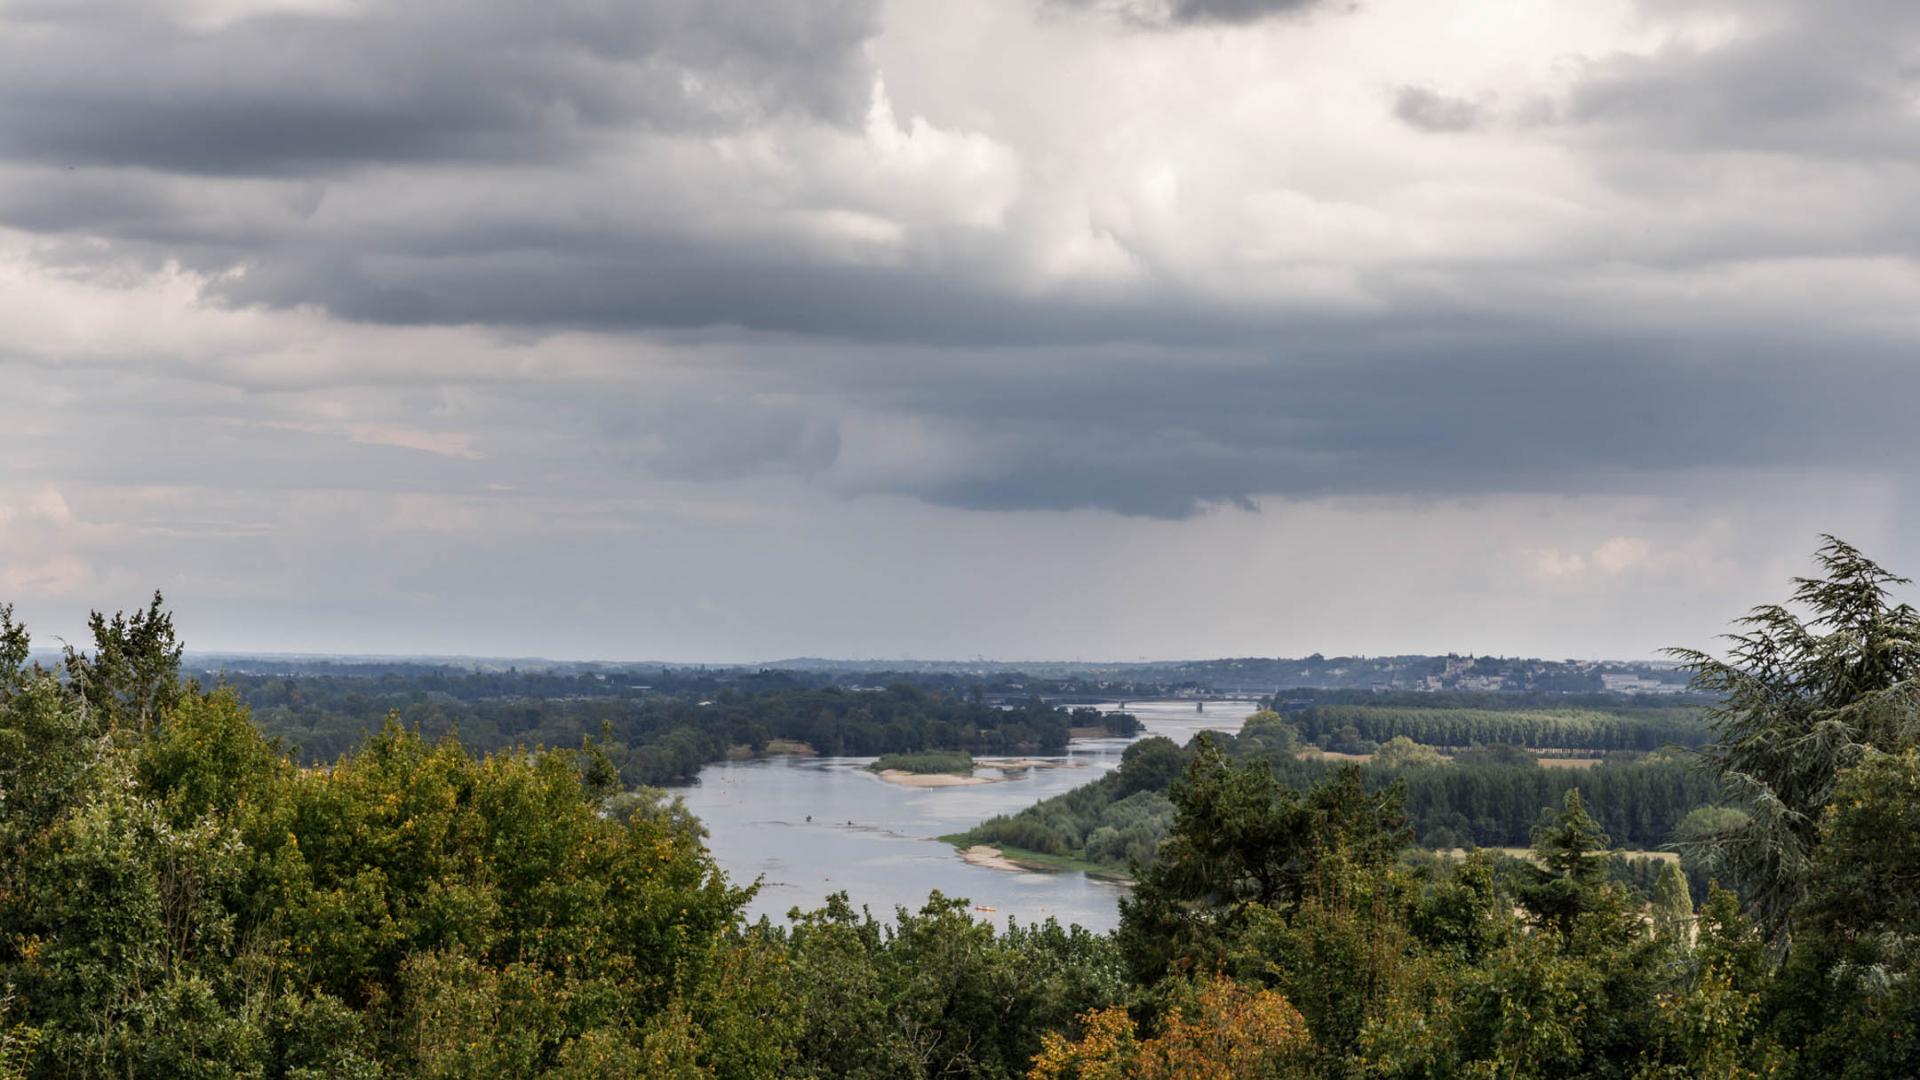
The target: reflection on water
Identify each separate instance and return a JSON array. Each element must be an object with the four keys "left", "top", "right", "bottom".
[{"left": 677, "top": 700, "right": 1259, "bottom": 932}]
